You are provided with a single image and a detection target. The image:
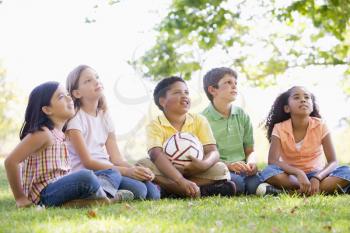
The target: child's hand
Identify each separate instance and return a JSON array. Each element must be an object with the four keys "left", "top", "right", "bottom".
[
  {"left": 309, "top": 177, "right": 320, "bottom": 195},
  {"left": 296, "top": 172, "right": 311, "bottom": 194},
  {"left": 139, "top": 166, "right": 155, "bottom": 181},
  {"left": 246, "top": 163, "right": 258, "bottom": 176},
  {"left": 127, "top": 166, "right": 154, "bottom": 181},
  {"left": 227, "top": 161, "right": 250, "bottom": 174},
  {"left": 183, "top": 155, "right": 208, "bottom": 176},
  {"left": 16, "top": 196, "right": 33, "bottom": 208}
]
